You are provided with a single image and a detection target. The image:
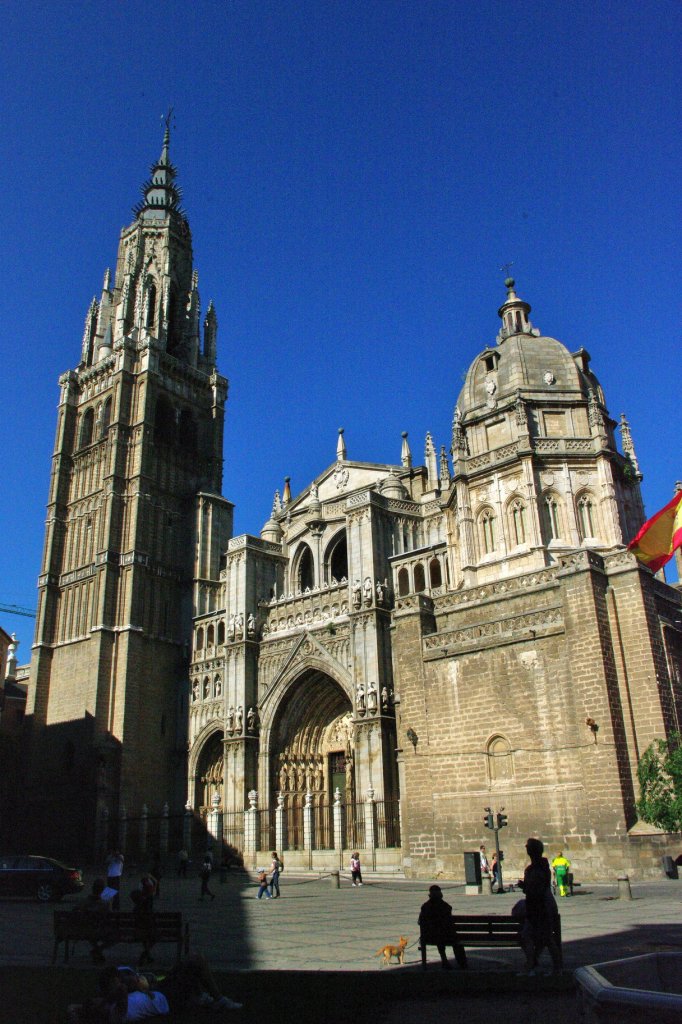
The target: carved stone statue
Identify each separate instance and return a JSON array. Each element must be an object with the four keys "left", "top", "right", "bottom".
[
  {"left": 204, "top": 678, "right": 210, "bottom": 699},
  {"left": 247, "top": 706, "right": 257, "bottom": 732},
  {"left": 226, "top": 706, "right": 235, "bottom": 733},
  {"left": 192, "top": 680, "right": 199, "bottom": 702},
  {"left": 367, "top": 681, "right": 378, "bottom": 713},
  {"left": 228, "top": 614, "right": 236, "bottom": 641},
  {"left": 215, "top": 678, "right": 222, "bottom": 697},
  {"left": 363, "top": 576, "right": 373, "bottom": 606},
  {"left": 235, "top": 613, "right": 244, "bottom": 639},
  {"left": 352, "top": 579, "right": 362, "bottom": 609},
  {"left": 381, "top": 685, "right": 389, "bottom": 710},
  {"left": 236, "top": 705, "right": 243, "bottom": 733},
  {"left": 247, "top": 613, "right": 256, "bottom": 638},
  {"left": 356, "top": 682, "right": 366, "bottom": 712},
  {"left": 376, "top": 580, "right": 385, "bottom": 606}
]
